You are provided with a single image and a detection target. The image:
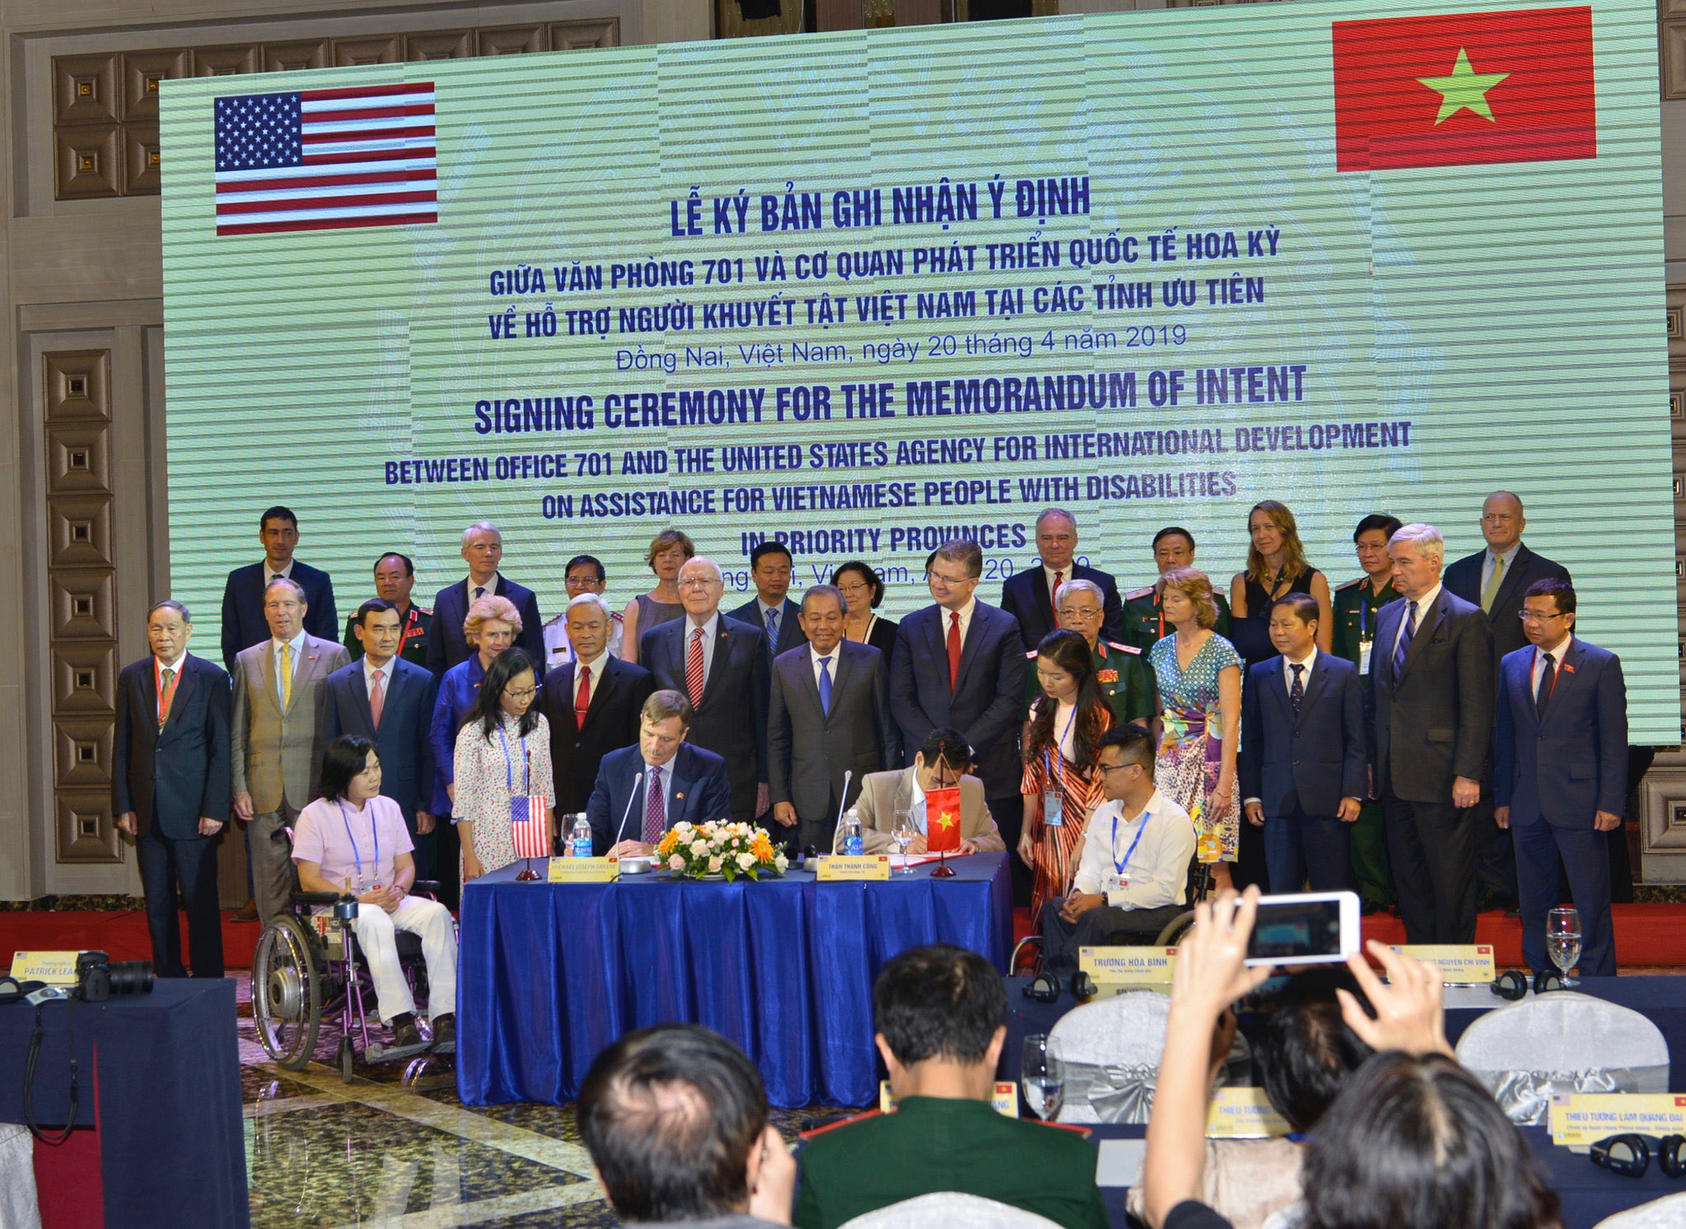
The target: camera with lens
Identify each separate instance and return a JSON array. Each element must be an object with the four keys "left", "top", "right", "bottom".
[{"left": 74, "top": 950, "right": 154, "bottom": 1001}]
